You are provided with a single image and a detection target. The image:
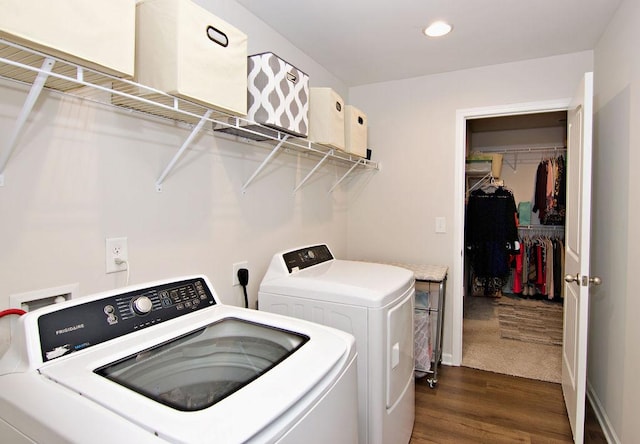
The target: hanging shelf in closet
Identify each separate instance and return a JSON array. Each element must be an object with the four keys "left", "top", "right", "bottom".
[
  {"left": 472, "top": 146, "right": 566, "bottom": 171},
  {"left": 0, "top": 39, "right": 379, "bottom": 192}
]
